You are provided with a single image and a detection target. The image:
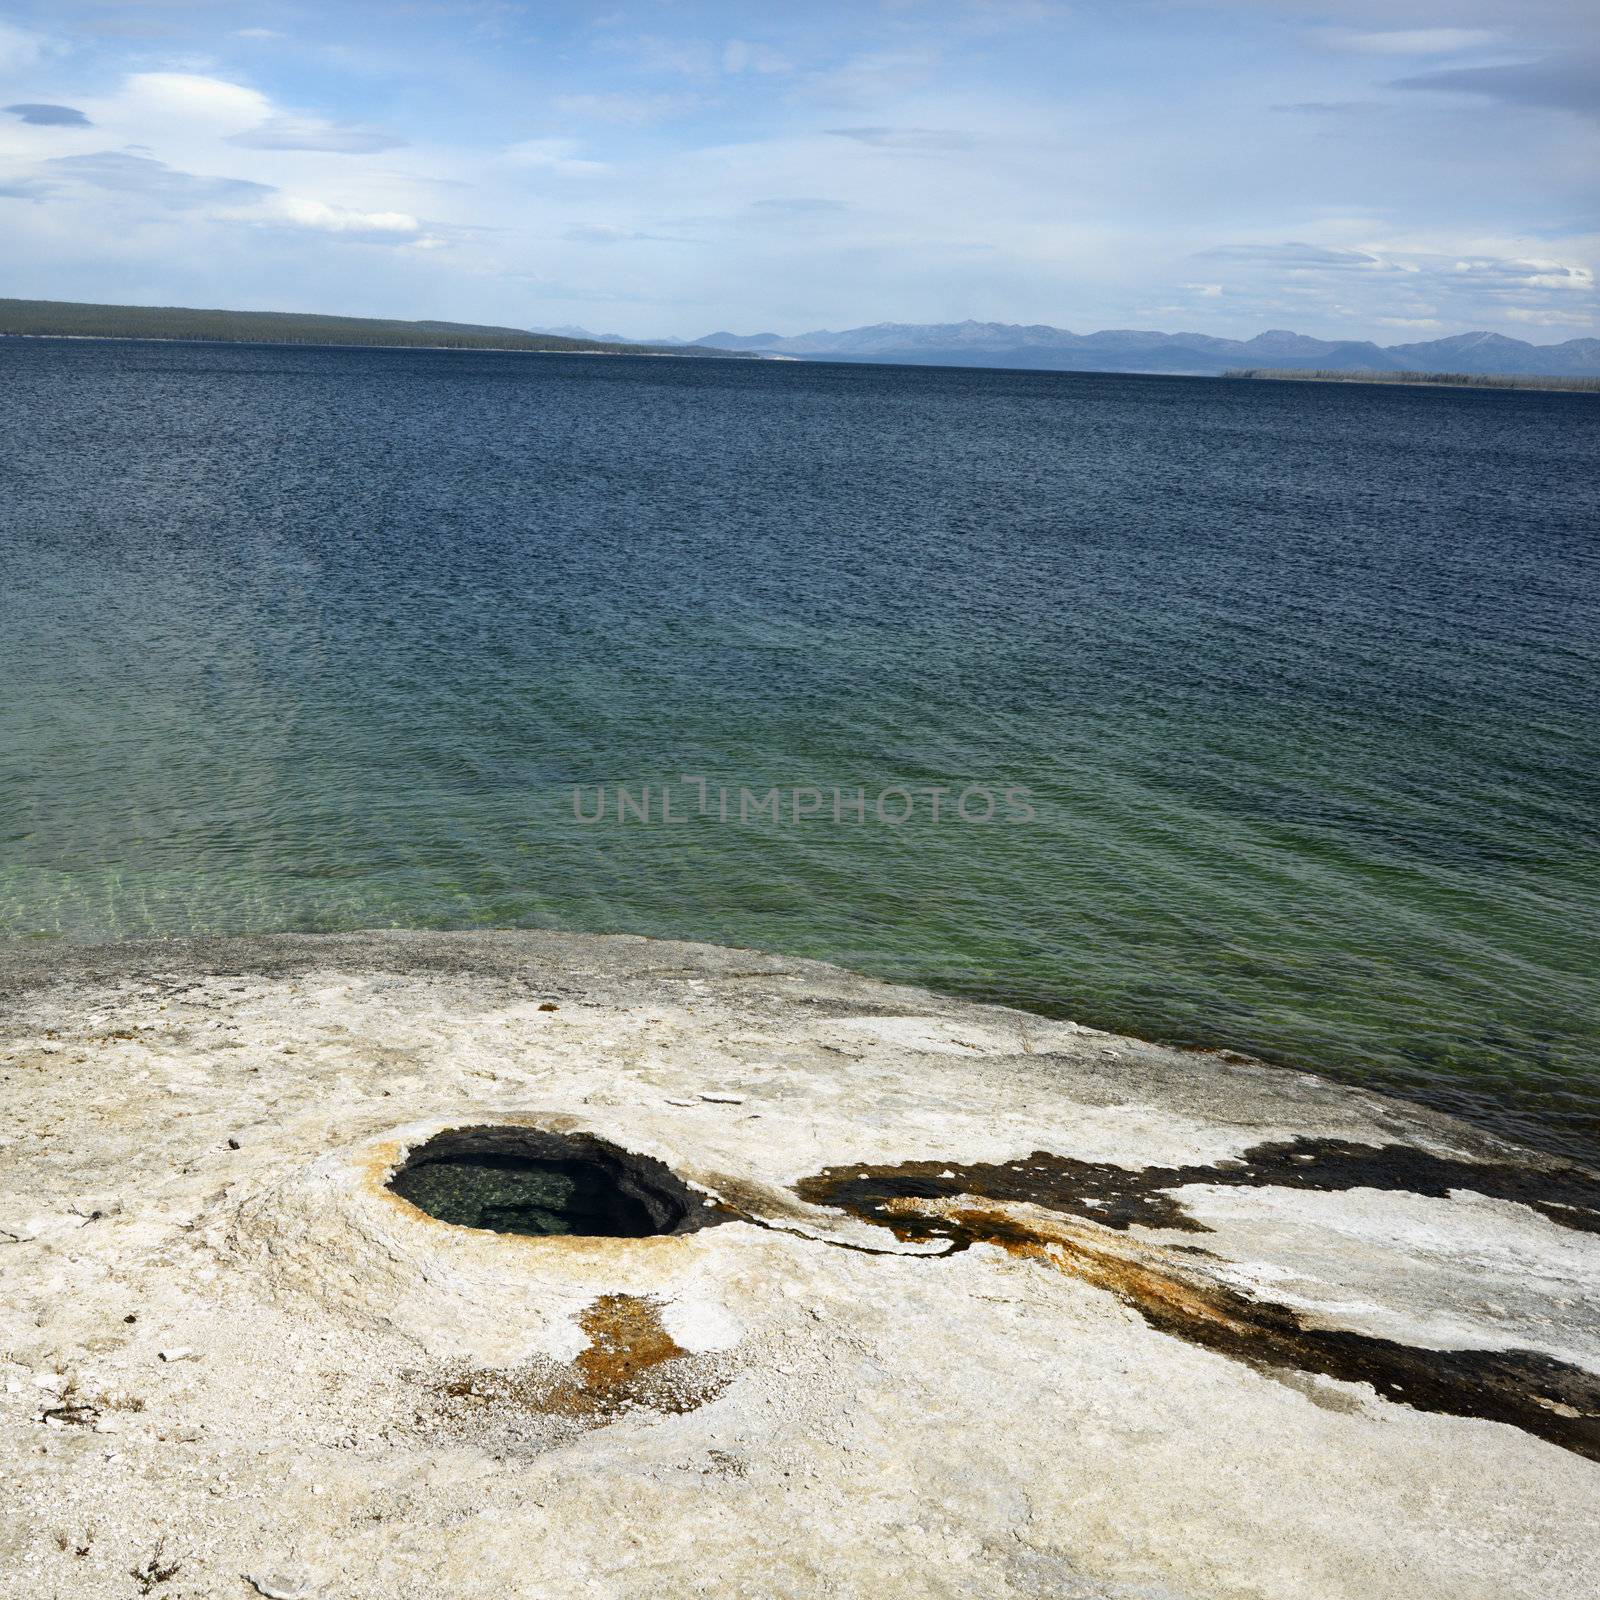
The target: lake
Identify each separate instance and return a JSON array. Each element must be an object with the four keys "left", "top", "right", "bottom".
[{"left": 2, "top": 337, "right": 1596, "bottom": 1157}]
